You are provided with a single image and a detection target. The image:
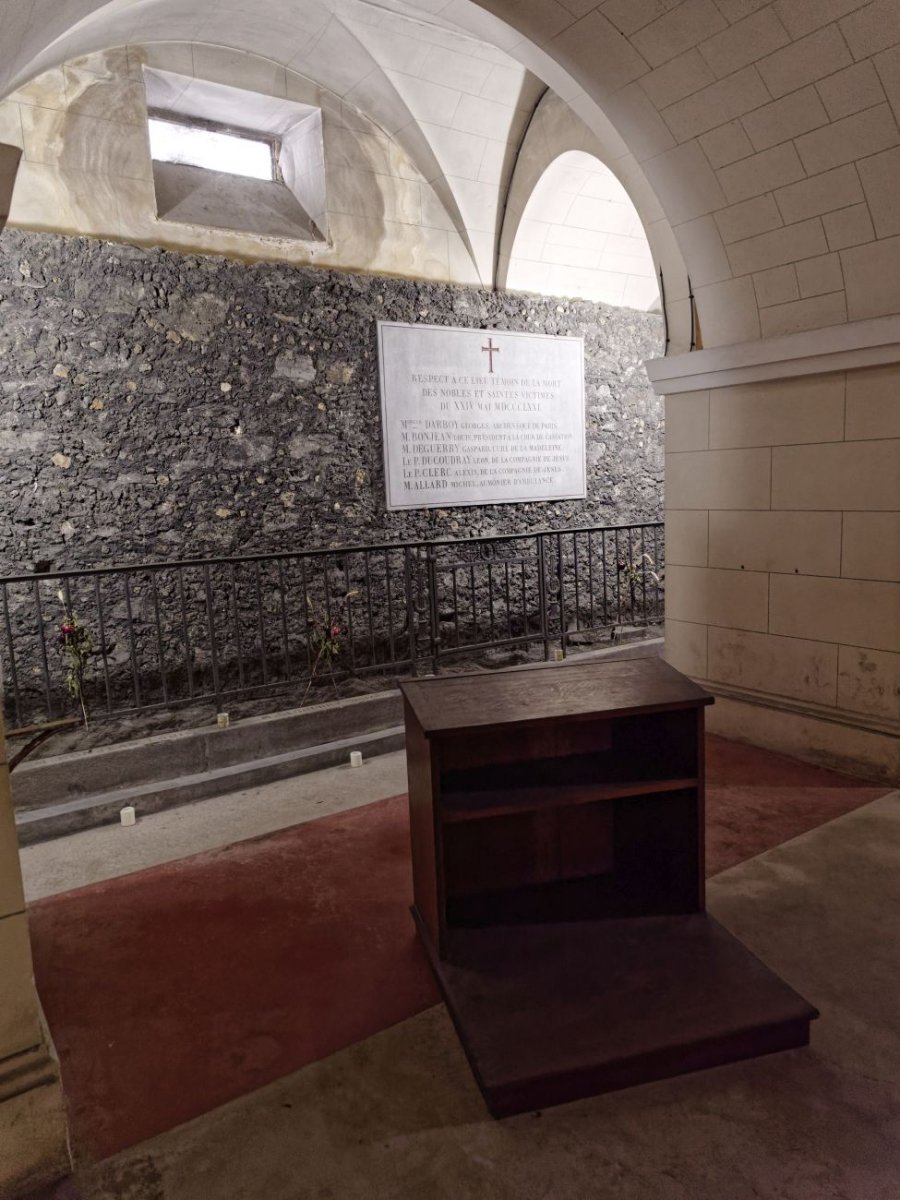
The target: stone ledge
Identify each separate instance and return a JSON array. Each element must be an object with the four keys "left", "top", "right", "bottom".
[
  {"left": 11, "top": 690, "right": 403, "bottom": 811},
  {"left": 646, "top": 312, "right": 900, "bottom": 393},
  {"left": 15, "top": 723, "right": 406, "bottom": 845}
]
